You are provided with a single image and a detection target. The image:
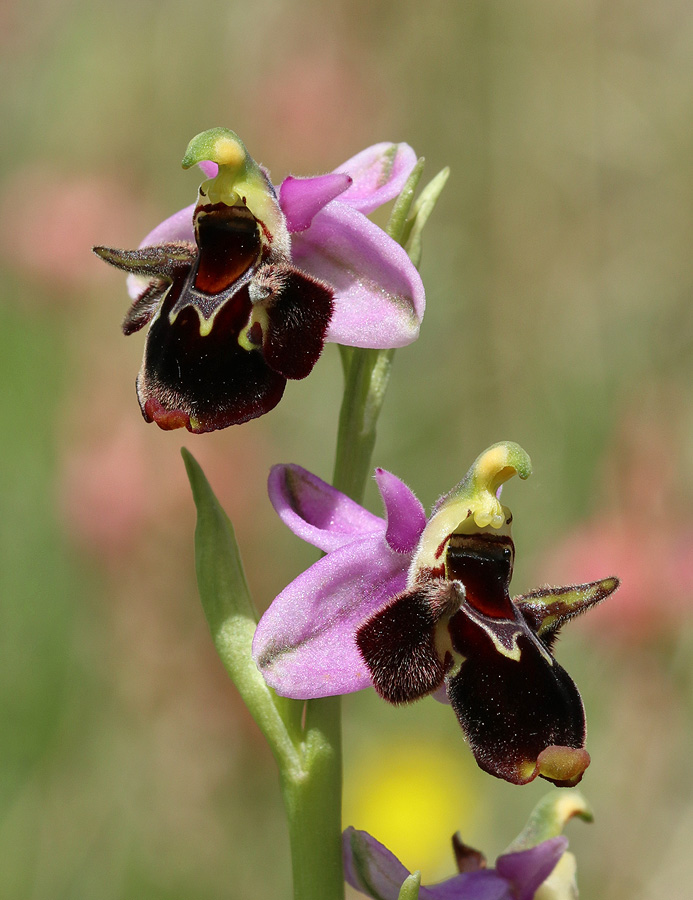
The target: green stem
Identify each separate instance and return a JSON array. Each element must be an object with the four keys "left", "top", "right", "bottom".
[
  {"left": 332, "top": 347, "right": 395, "bottom": 503},
  {"left": 187, "top": 153, "right": 448, "bottom": 898},
  {"left": 283, "top": 348, "right": 397, "bottom": 900},
  {"left": 282, "top": 344, "right": 393, "bottom": 900},
  {"left": 281, "top": 697, "right": 344, "bottom": 900}
]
